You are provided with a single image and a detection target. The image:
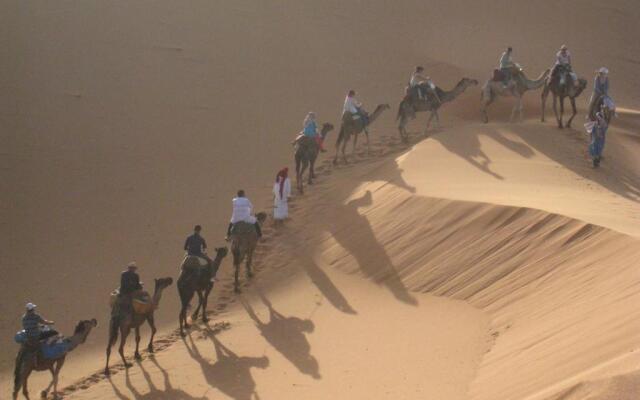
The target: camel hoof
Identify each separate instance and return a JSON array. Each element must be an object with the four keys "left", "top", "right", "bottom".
[
  {"left": 234, "top": 286, "right": 241, "bottom": 294},
  {"left": 202, "top": 316, "right": 209, "bottom": 323},
  {"left": 147, "top": 346, "right": 154, "bottom": 353},
  {"left": 104, "top": 368, "right": 111, "bottom": 376},
  {"left": 180, "top": 331, "right": 186, "bottom": 337},
  {"left": 124, "top": 362, "right": 133, "bottom": 368},
  {"left": 134, "top": 353, "right": 142, "bottom": 360},
  {"left": 41, "top": 390, "right": 48, "bottom": 398}
]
